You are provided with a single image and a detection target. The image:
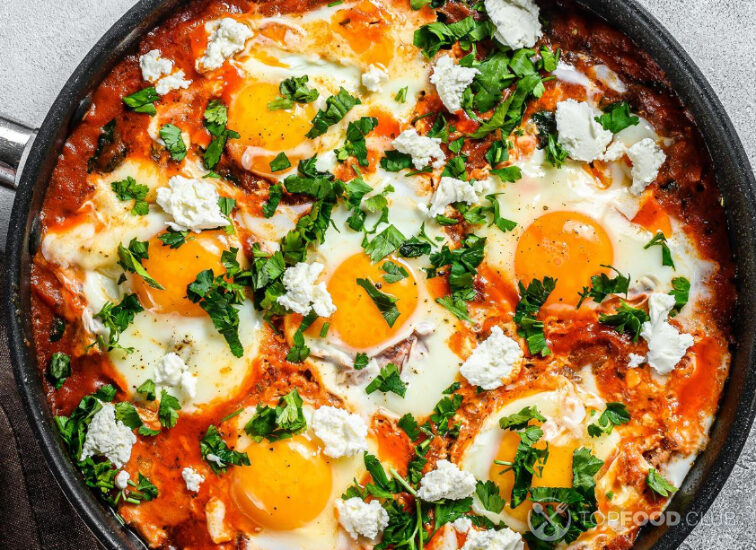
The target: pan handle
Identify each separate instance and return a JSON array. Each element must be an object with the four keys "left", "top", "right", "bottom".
[{"left": 0, "top": 116, "right": 36, "bottom": 189}]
